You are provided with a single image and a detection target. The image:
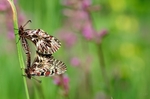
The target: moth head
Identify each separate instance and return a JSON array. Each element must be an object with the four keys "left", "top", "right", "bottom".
[
  {"left": 19, "top": 20, "right": 31, "bottom": 35},
  {"left": 18, "top": 26, "right": 24, "bottom": 35},
  {"left": 25, "top": 68, "right": 32, "bottom": 79},
  {"left": 24, "top": 68, "right": 42, "bottom": 83}
]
